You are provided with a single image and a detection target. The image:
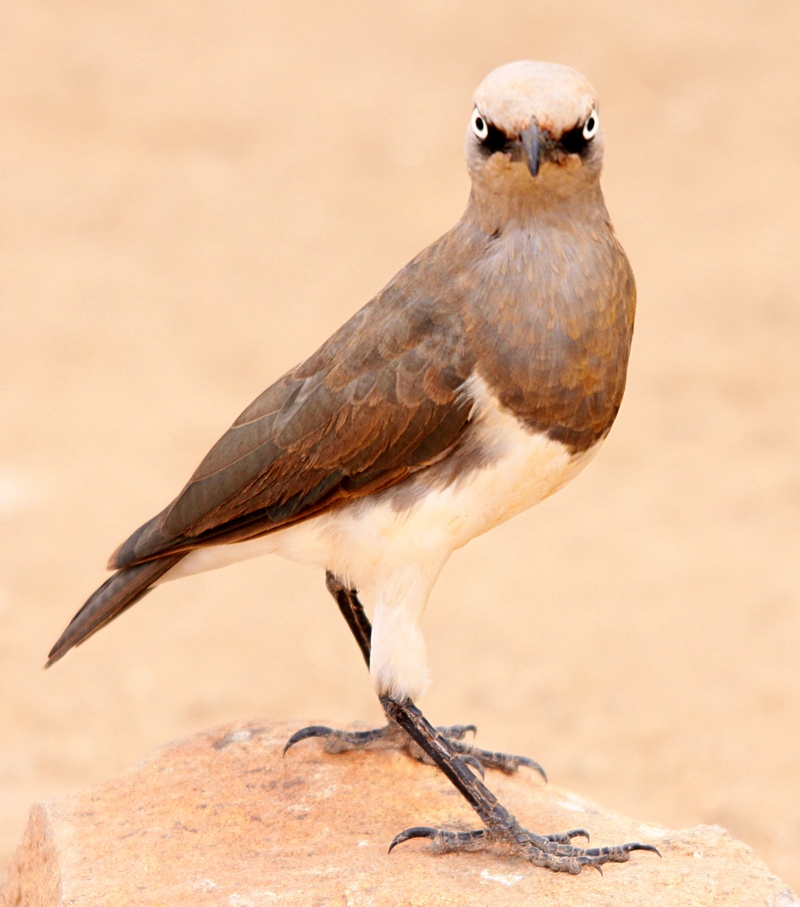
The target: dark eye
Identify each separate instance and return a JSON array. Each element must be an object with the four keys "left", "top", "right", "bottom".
[
  {"left": 471, "top": 109, "right": 489, "bottom": 140},
  {"left": 560, "top": 110, "right": 600, "bottom": 156},
  {"left": 471, "top": 109, "right": 510, "bottom": 156}
]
